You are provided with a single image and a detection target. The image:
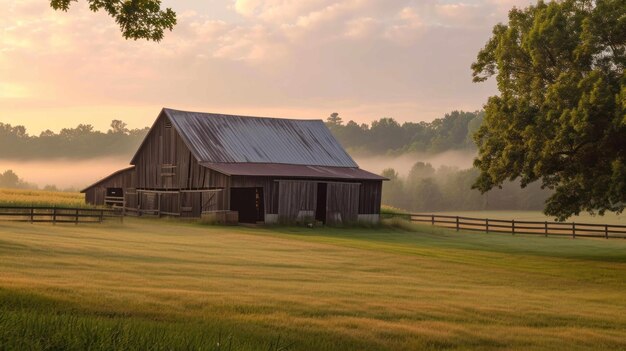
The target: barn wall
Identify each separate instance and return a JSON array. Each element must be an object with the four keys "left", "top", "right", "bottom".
[
  {"left": 227, "top": 177, "right": 382, "bottom": 224},
  {"left": 358, "top": 180, "right": 383, "bottom": 215},
  {"left": 83, "top": 168, "right": 136, "bottom": 206},
  {"left": 326, "top": 182, "right": 360, "bottom": 224},
  {"left": 277, "top": 180, "right": 317, "bottom": 223},
  {"left": 133, "top": 113, "right": 229, "bottom": 191}
]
